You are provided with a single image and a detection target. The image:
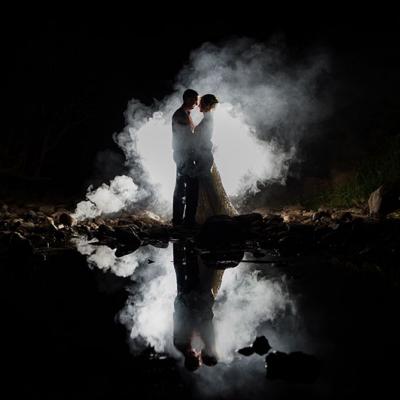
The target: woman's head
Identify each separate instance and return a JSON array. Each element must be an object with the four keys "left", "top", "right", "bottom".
[{"left": 199, "top": 94, "right": 219, "bottom": 112}]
